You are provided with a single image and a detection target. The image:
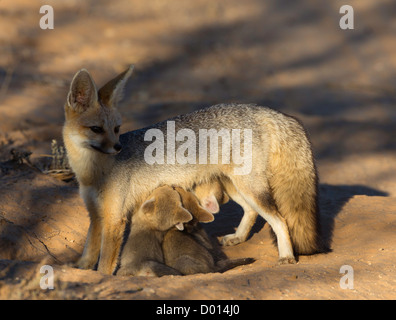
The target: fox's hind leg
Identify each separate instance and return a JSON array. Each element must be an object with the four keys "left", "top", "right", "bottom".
[
  {"left": 220, "top": 189, "right": 258, "bottom": 246},
  {"left": 217, "top": 178, "right": 258, "bottom": 246},
  {"left": 222, "top": 209, "right": 257, "bottom": 246},
  {"left": 231, "top": 176, "right": 296, "bottom": 264},
  {"left": 258, "top": 204, "right": 296, "bottom": 264}
]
